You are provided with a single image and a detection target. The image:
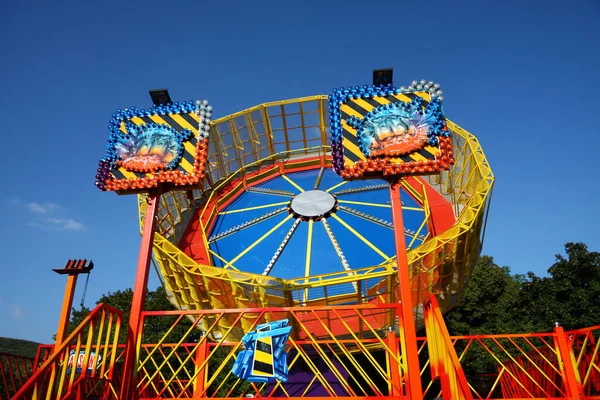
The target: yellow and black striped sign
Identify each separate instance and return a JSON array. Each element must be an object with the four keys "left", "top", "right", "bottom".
[
  {"left": 110, "top": 112, "right": 201, "bottom": 181},
  {"left": 252, "top": 333, "right": 275, "bottom": 377},
  {"left": 340, "top": 92, "right": 440, "bottom": 167}
]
